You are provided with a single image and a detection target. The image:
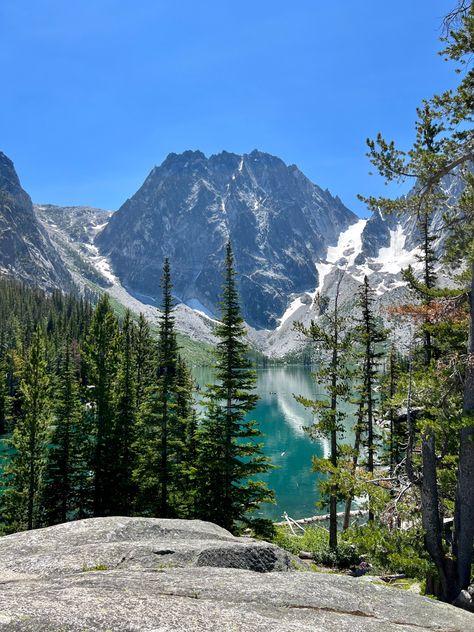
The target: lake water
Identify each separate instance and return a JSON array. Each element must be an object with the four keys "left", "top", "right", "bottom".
[{"left": 193, "top": 366, "right": 356, "bottom": 522}]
